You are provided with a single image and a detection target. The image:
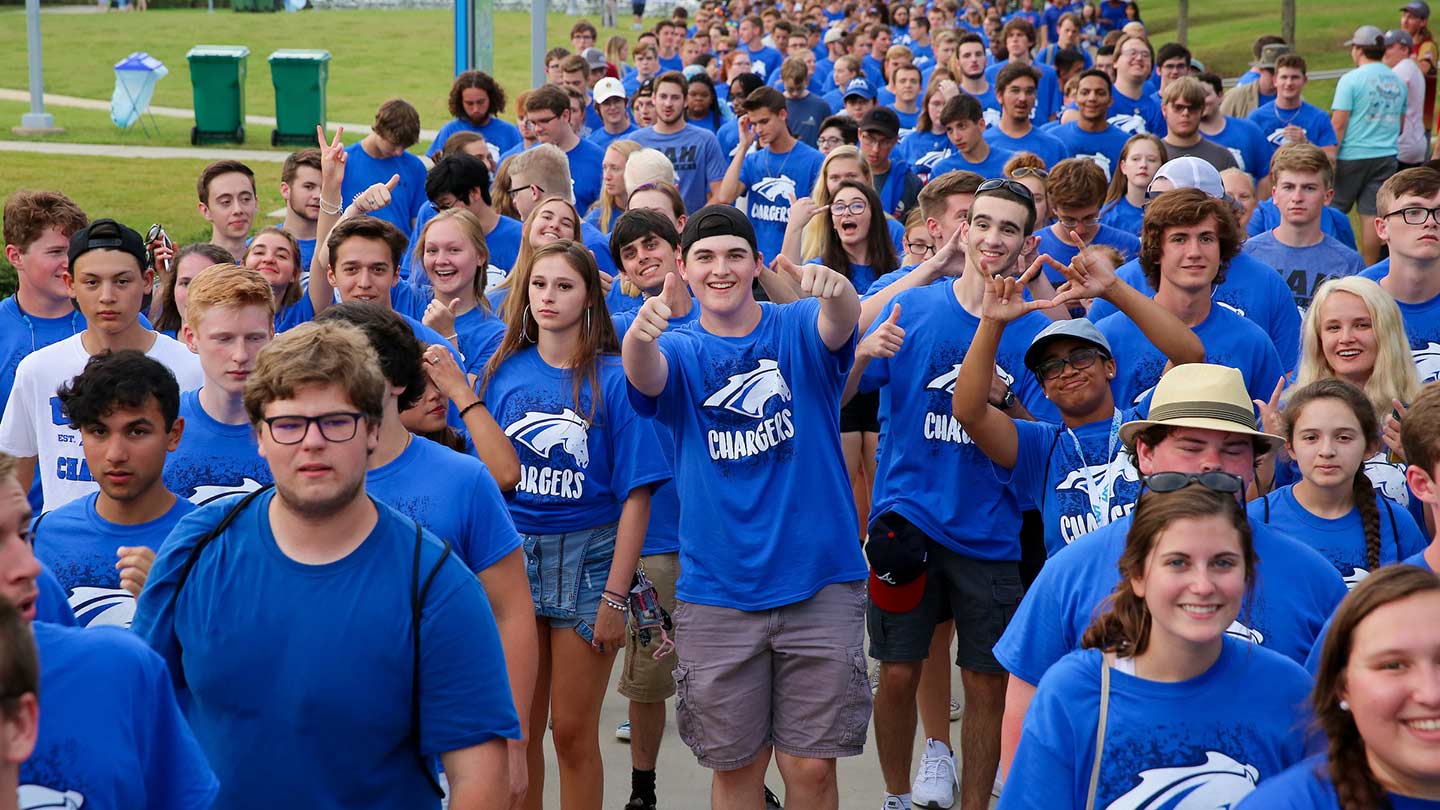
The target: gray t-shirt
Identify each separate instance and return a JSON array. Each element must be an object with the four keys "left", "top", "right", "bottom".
[{"left": 1164, "top": 136, "right": 1240, "bottom": 172}]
